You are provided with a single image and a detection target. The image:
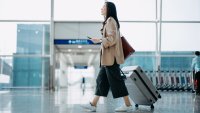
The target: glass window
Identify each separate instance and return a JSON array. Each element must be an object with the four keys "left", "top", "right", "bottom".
[
  {"left": 161, "top": 23, "right": 200, "bottom": 51},
  {"left": 0, "top": 57, "right": 50, "bottom": 88},
  {"left": 0, "top": 22, "right": 50, "bottom": 55},
  {"left": 54, "top": 0, "right": 156, "bottom": 21},
  {"left": 0, "top": 0, "right": 50, "bottom": 20},
  {"left": 162, "top": 0, "right": 200, "bottom": 21},
  {"left": 120, "top": 23, "right": 156, "bottom": 51},
  {"left": 54, "top": 0, "right": 104, "bottom": 21},
  {"left": 121, "top": 53, "right": 156, "bottom": 71},
  {"left": 161, "top": 56, "right": 193, "bottom": 71},
  {"left": 109, "top": 0, "right": 156, "bottom": 20}
]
